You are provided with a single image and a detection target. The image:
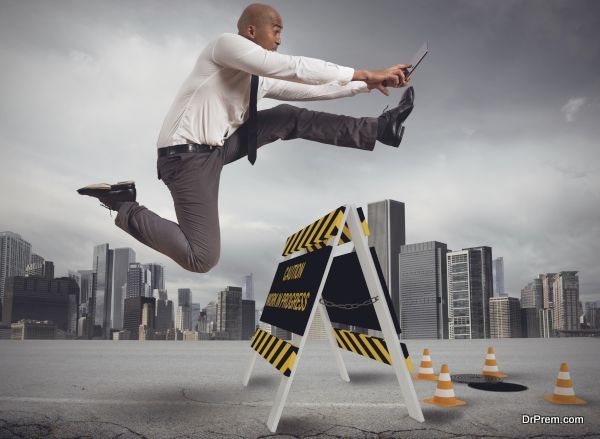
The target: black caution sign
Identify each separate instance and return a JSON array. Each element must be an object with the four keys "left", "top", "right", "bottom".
[
  {"left": 322, "top": 247, "right": 401, "bottom": 334},
  {"left": 260, "top": 246, "right": 333, "bottom": 335}
]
